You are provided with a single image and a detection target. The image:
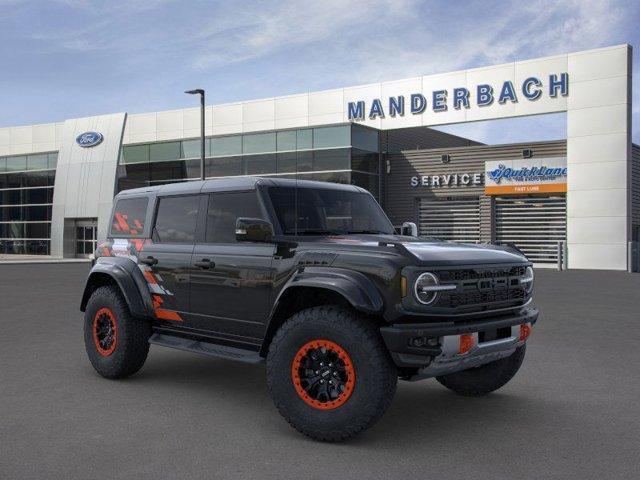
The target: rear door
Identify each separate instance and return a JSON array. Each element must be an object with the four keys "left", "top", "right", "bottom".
[
  {"left": 141, "top": 194, "right": 202, "bottom": 323},
  {"left": 188, "top": 191, "right": 276, "bottom": 343}
]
